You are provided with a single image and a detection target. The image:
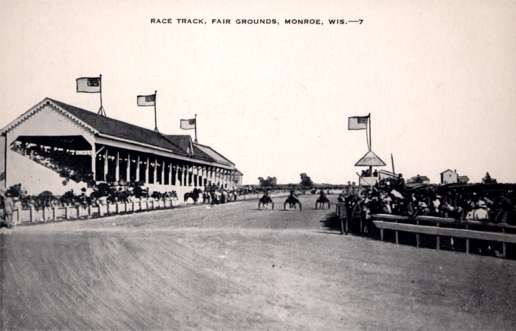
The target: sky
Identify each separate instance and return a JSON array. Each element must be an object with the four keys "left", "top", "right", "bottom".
[{"left": 1, "top": 0, "right": 515, "bottom": 185}]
